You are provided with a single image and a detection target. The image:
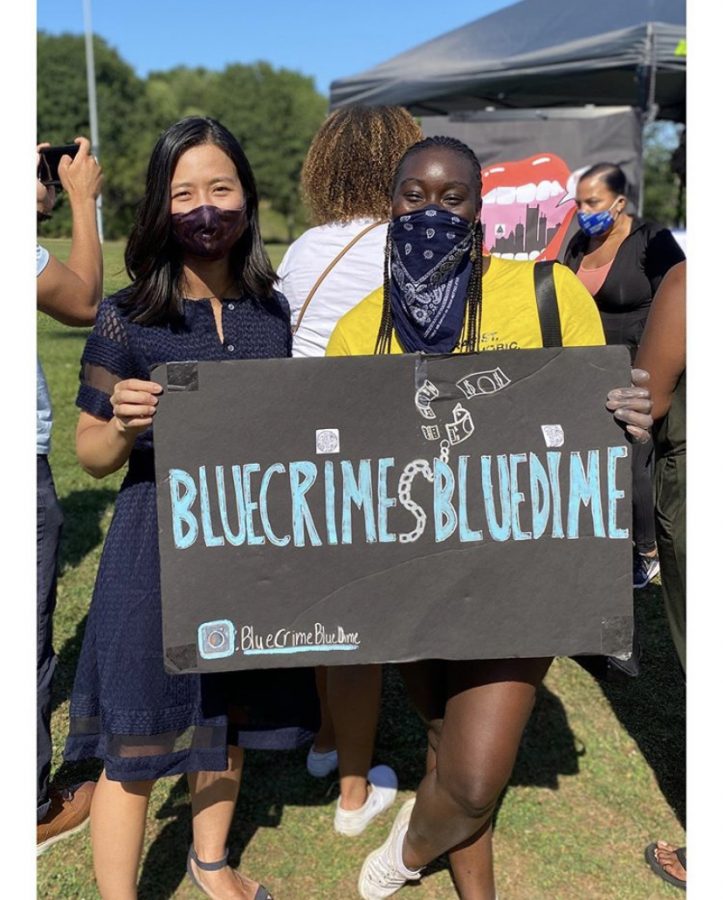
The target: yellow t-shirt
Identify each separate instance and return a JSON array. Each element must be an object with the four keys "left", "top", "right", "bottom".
[{"left": 326, "top": 256, "right": 605, "bottom": 356}]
